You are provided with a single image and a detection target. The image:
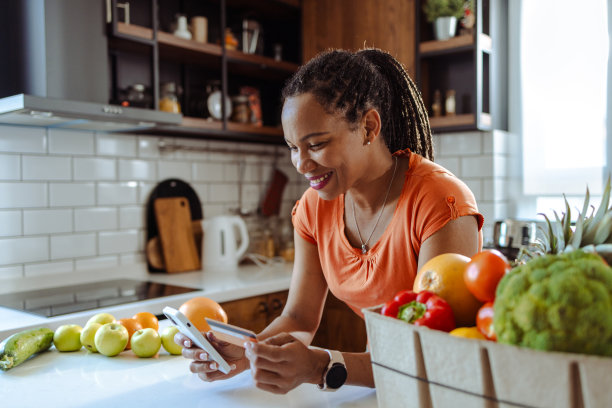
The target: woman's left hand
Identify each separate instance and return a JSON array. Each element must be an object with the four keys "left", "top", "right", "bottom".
[{"left": 244, "top": 333, "right": 327, "bottom": 394}]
